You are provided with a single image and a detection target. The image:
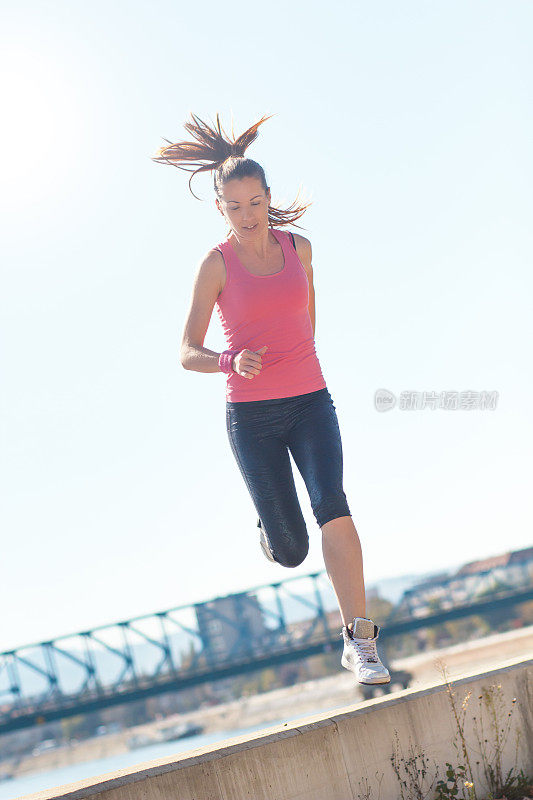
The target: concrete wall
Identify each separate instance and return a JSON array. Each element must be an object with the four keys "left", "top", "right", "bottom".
[{"left": 22, "top": 655, "right": 533, "bottom": 800}]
